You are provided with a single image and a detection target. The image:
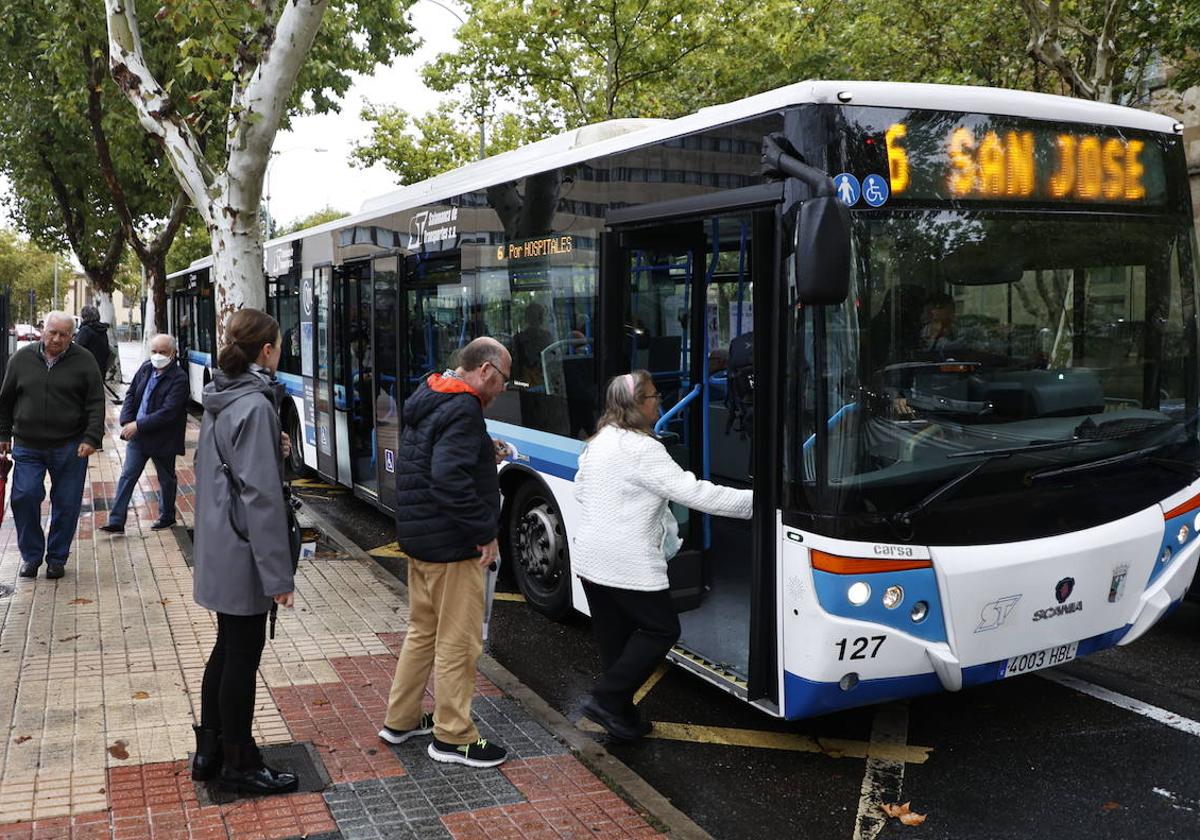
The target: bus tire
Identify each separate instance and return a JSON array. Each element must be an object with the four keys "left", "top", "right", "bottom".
[
  {"left": 508, "top": 481, "right": 572, "bottom": 620},
  {"left": 286, "top": 410, "right": 307, "bottom": 477}
]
